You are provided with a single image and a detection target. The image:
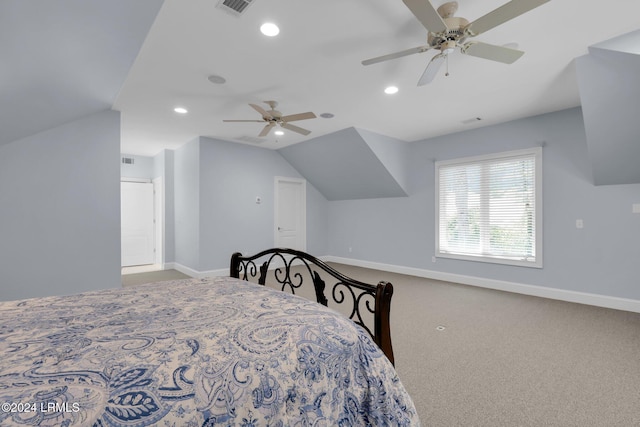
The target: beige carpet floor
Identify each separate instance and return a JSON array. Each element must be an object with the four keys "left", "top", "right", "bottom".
[
  {"left": 121, "top": 269, "right": 191, "bottom": 287},
  {"left": 329, "top": 263, "right": 640, "bottom": 427}
]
